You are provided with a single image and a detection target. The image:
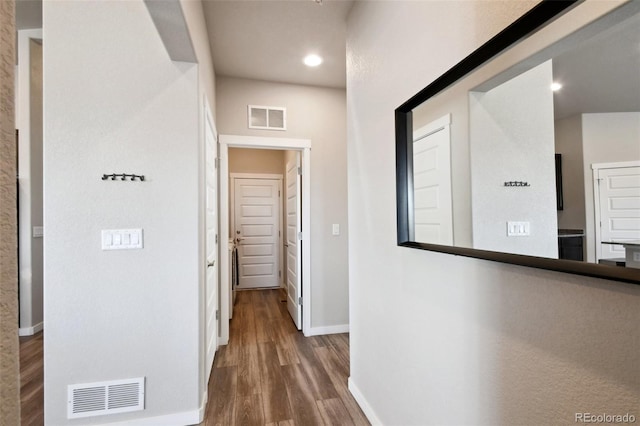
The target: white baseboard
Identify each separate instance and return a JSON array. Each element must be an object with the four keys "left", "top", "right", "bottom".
[
  {"left": 106, "top": 409, "right": 201, "bottom": 425},
  {"left": 18, "top": 322, "right": 43, "bottom": 336},
  {"left": 304, "top": 323, "right": 349, "bottom": 337},
  {"left": 348, "top": 377, "right": 383, "bottom": 426},
  {"left": 198, "top": 390, "right": 208, "bottom": 423}
]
